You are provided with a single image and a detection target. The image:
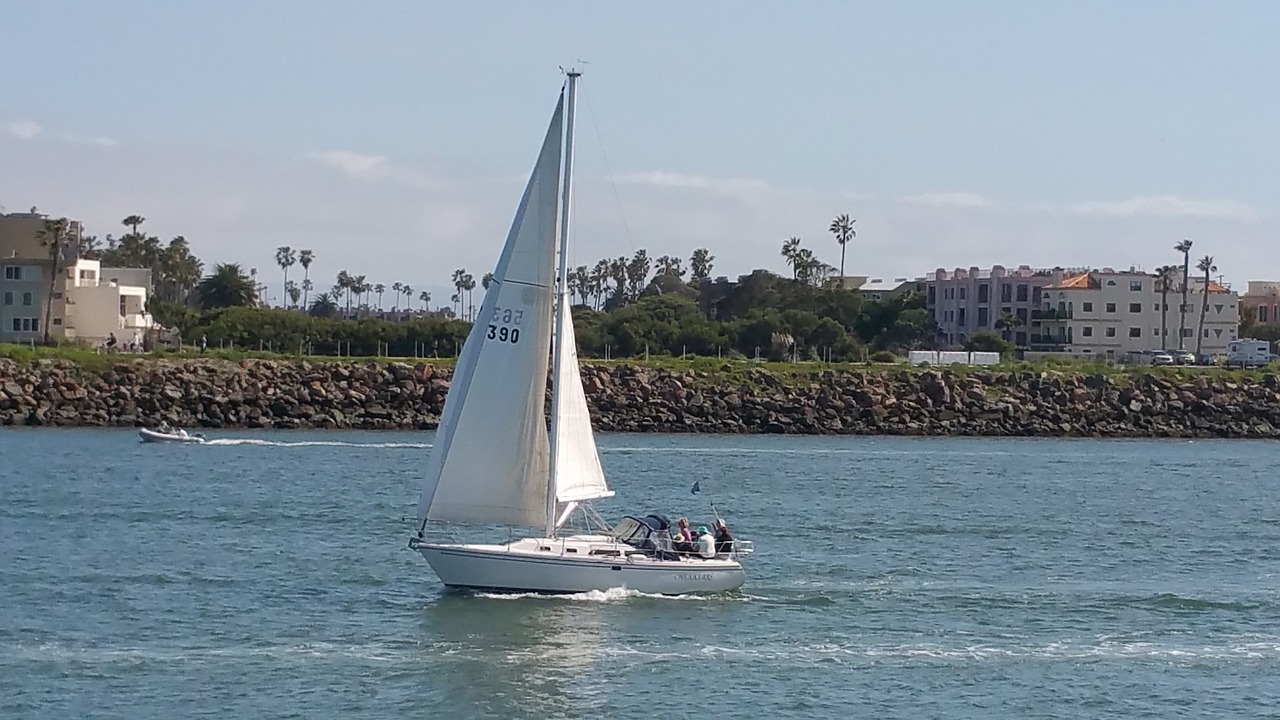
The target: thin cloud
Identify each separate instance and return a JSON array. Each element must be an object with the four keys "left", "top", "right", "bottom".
[
  {"left": 614, "top": 171, "right": 770, "bottom": 195},
  {"left": 305, "top": 150, "right": 388, "bottom": 180},
  {"left": 5, "top": 119, "right": 118, "bottom": 147},
  {"left": 6, "top": 120, "right": 43, "bottom": 140},
  {"left": 901, "top": 192, "right": 997, "bottom": 209},
  {"left": 1071, "top": 195, "right": 1260, "bottom": 221}
]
